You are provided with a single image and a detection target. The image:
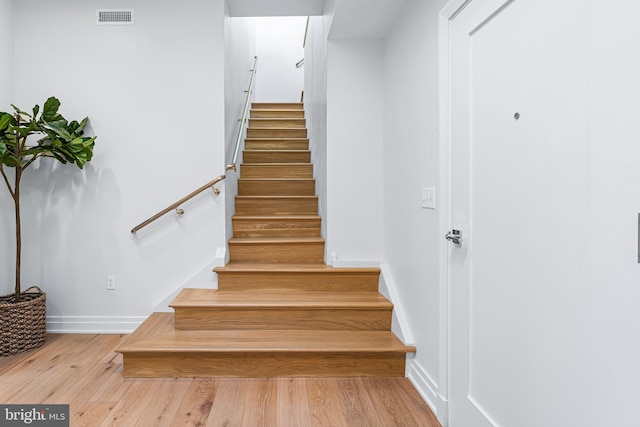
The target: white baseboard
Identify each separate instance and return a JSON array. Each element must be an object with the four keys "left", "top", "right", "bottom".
[
  {"left": 378, "top": 263, "right": 415, "bottom": 346},
  {"left": 47, "top": 316, "right": 146, "bottom": 334},
  {"left": 153, "top": 252, "right": 226, "bottom": 312},
  {"left": 407, "top": 359, "right": 448, "bottom": 426},
  {"left": 330, "top": 259, "right": 380, "bottom": 268}
]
